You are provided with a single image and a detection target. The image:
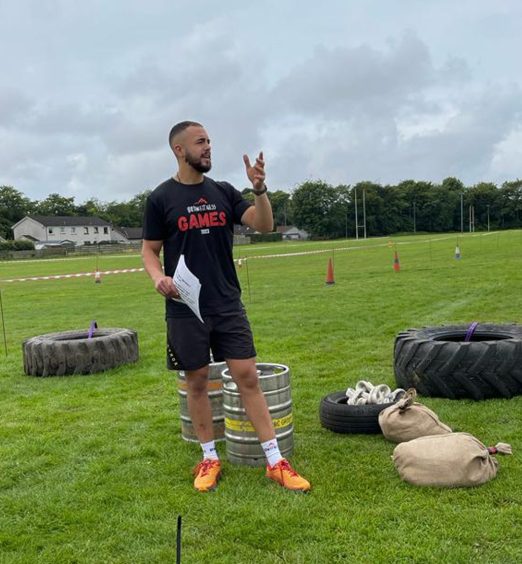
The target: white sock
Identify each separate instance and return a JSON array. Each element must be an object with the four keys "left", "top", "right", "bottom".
[
  {"left": 261, "top": 438, "right": 283, "bottom": 467},
  {"left": 201, "top": 440, "right": 219, "bottom": 461}
]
